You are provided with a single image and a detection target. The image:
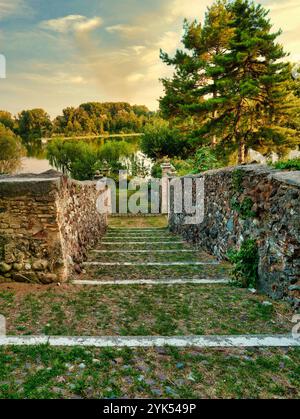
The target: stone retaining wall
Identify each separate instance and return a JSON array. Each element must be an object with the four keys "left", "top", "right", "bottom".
[
  {"left": 0, "top": 171, "right": 107, "bottom": 283},
  {"left": 168, "top": 165, "right": 300, "bottom": 308}
]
